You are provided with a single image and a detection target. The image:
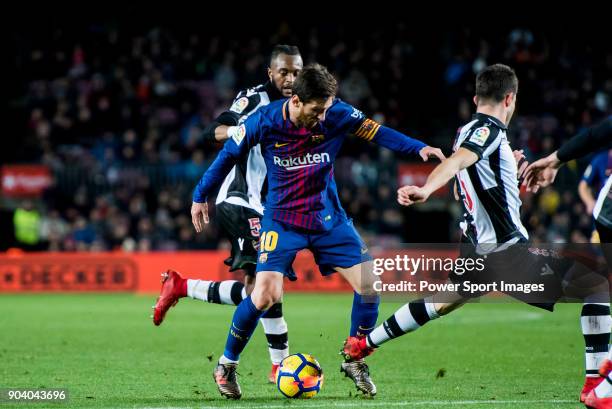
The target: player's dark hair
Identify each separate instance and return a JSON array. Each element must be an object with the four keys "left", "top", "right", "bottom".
[
  {"left": 475, "top": 64, "right": 518, "bottom": 103},
  {"left": 292, "top": 63, "right": 338, "bottom": 103},
  {"left": 270, "top": 45, "right": 301, "bottom": 65}
]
